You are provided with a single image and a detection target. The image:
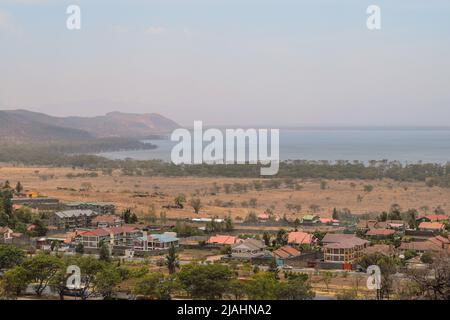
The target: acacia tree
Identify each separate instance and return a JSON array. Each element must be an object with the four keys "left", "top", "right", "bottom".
[
  {"left": 189, "top": 198, "right": 202, "bottom": 214},
  {"left": 23, "top": 254, "right": 63, "bottom": 296},
  {"left": 174, "top": 194, "right": 186, "bottom": 209},
  {"left": 405, "top": 252, "right": 450, "bottom": 300},
  {"left": 177, "top": 264, "right": 233, "bottom": 299}
]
